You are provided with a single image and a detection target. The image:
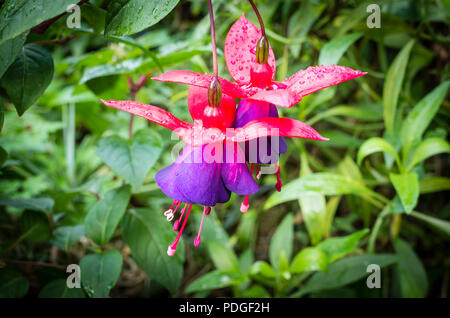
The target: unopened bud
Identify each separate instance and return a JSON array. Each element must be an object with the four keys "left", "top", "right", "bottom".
[
  {"left": 207, "top": 77, "right": 222, "bottom": 107},
  {"left": 256, "top": 35, "right": 269, "bottom": 64}
]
